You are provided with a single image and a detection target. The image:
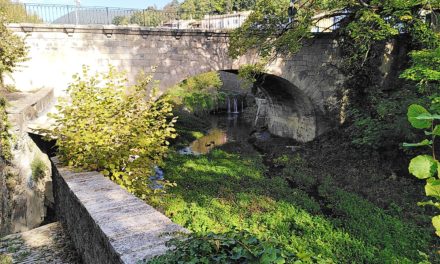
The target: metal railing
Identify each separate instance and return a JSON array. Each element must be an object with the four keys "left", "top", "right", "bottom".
[{"left": 0, "top": 2, "right": 251, "bottom": 30}]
